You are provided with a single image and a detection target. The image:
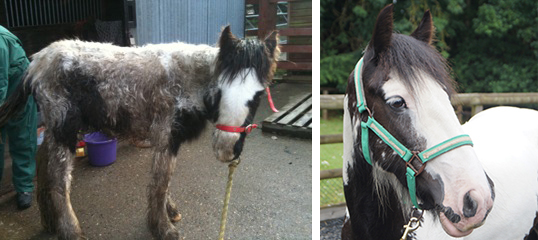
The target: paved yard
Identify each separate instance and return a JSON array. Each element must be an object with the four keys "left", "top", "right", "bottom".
[{"left": 0, "top": 83, "right": 312, "bottom": 239}]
